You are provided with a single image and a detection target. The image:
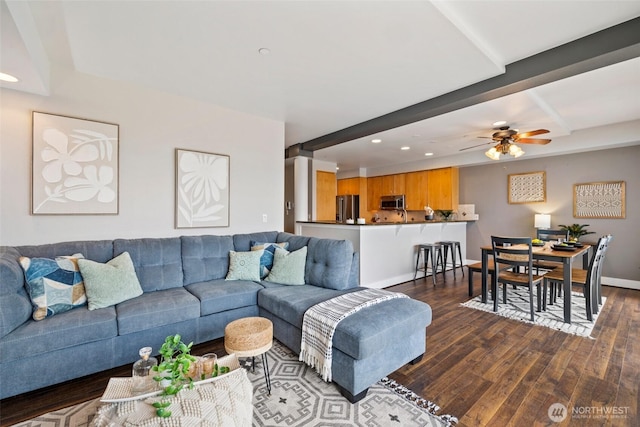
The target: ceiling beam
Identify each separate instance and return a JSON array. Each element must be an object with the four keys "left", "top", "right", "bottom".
[{"left": 287, "top": 16, "right": 640, "bottom": 156}]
